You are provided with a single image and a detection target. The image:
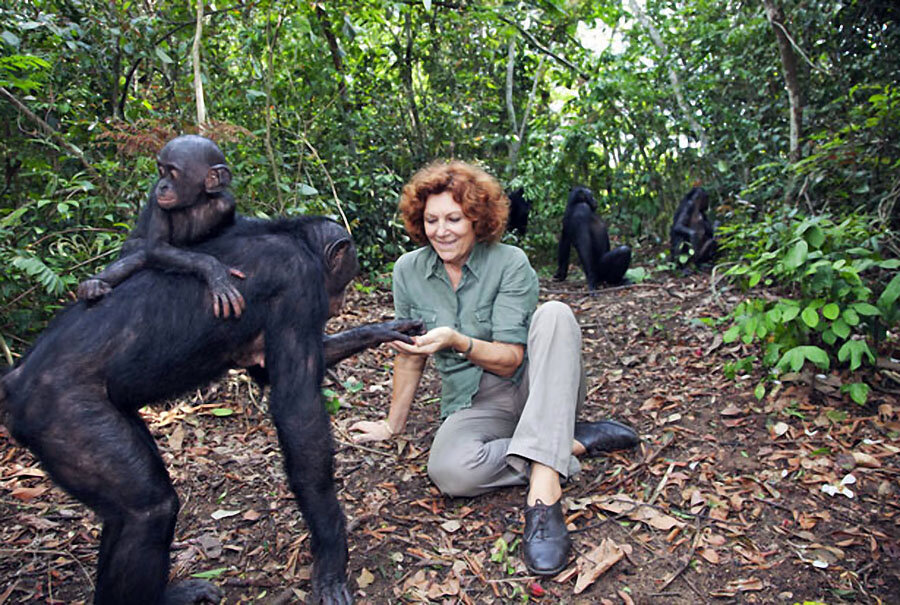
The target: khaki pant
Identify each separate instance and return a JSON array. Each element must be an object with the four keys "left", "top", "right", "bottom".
[{"left": 427, "top": 301, "right": 585, "bottom": 497}]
